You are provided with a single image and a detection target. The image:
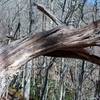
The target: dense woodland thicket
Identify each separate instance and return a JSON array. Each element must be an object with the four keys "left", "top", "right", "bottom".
[{"left": 0, "top": 0, "right": 100, "bottom": 100}]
